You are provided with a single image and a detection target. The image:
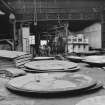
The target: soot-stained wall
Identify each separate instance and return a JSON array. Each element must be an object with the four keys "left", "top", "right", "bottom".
[{"left": 83, "top": 23, "right": 101, "bottom": 48}]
